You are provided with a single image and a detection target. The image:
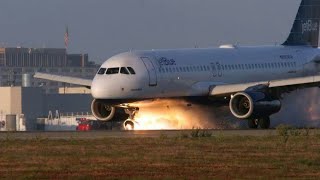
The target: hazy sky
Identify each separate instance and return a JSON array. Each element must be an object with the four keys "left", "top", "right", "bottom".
[{"left": 0, "top": 0, "right": 300, "bottom": 63}]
